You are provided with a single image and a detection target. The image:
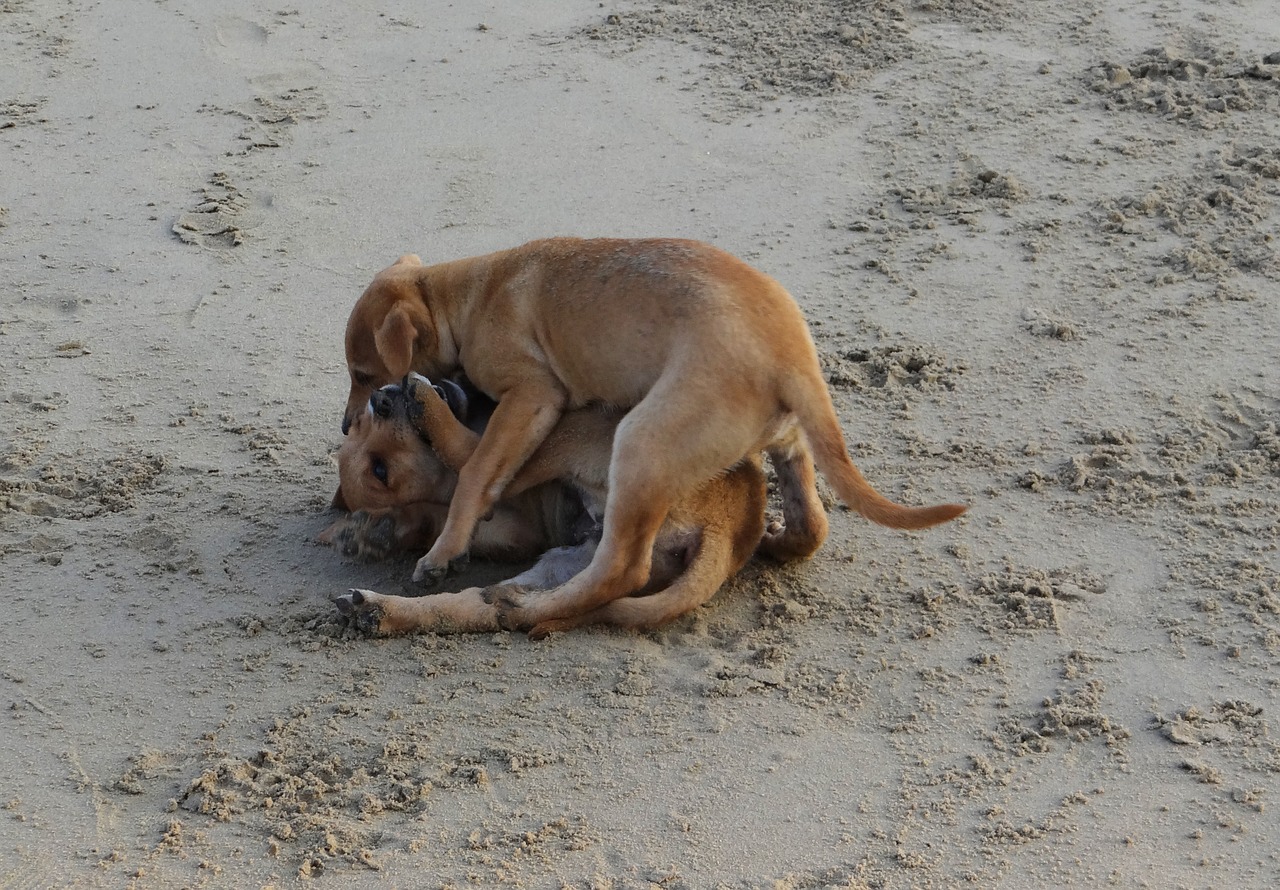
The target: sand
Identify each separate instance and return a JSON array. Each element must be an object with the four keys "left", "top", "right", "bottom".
[{"left": 2, "top": 0, "right": 1279, "bottom": 886}]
